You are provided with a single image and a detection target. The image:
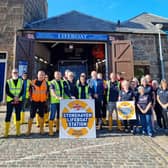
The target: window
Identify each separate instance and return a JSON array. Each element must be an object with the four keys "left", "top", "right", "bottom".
[
  {"left": 134, "top": 65, "right": 150, "bottom": 80},
  {"left": 0, "top": 53, "right": 7, "bottom": 59}
]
